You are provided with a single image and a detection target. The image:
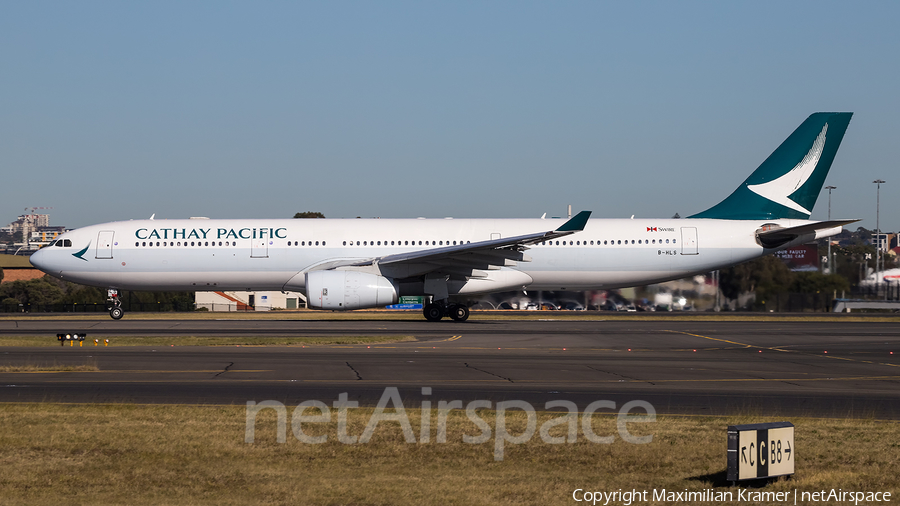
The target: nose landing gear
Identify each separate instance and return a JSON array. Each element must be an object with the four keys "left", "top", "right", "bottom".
[{"left": 107, "top": 289, "right": 124, "bottom": 320}]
